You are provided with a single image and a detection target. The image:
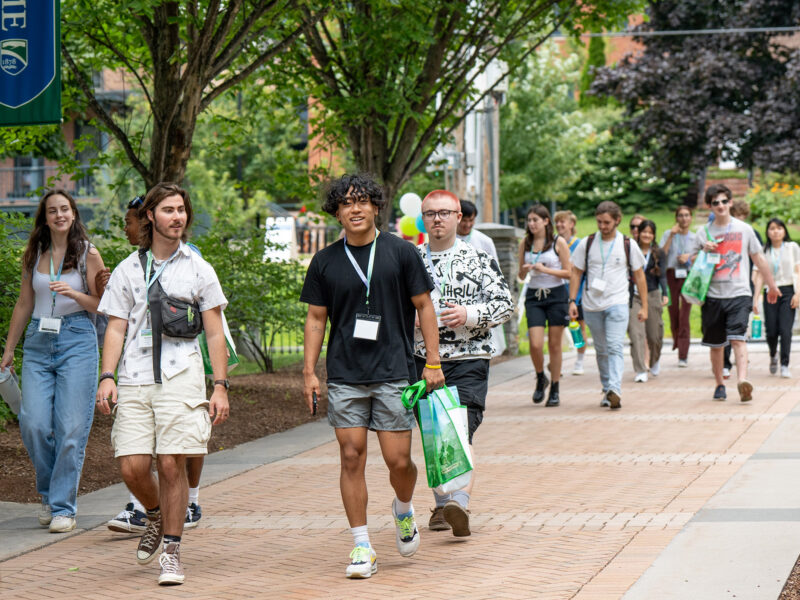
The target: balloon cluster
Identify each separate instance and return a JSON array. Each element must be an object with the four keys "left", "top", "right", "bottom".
[{"left": 398, "top": 192, "right": 426, "bottom": 236}]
